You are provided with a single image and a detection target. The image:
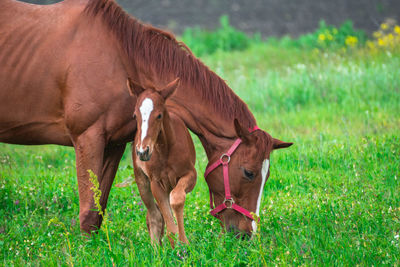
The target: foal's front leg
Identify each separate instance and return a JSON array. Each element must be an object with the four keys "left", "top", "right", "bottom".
[
  {"left": 133, "top": 166, "right": 165, "bottom": 245},
  {"left": 150, "top": 181, "right": 179, "bottom": 247},
  {"left": 170, "top": 170, "right": 197, "bottom": 244}
]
